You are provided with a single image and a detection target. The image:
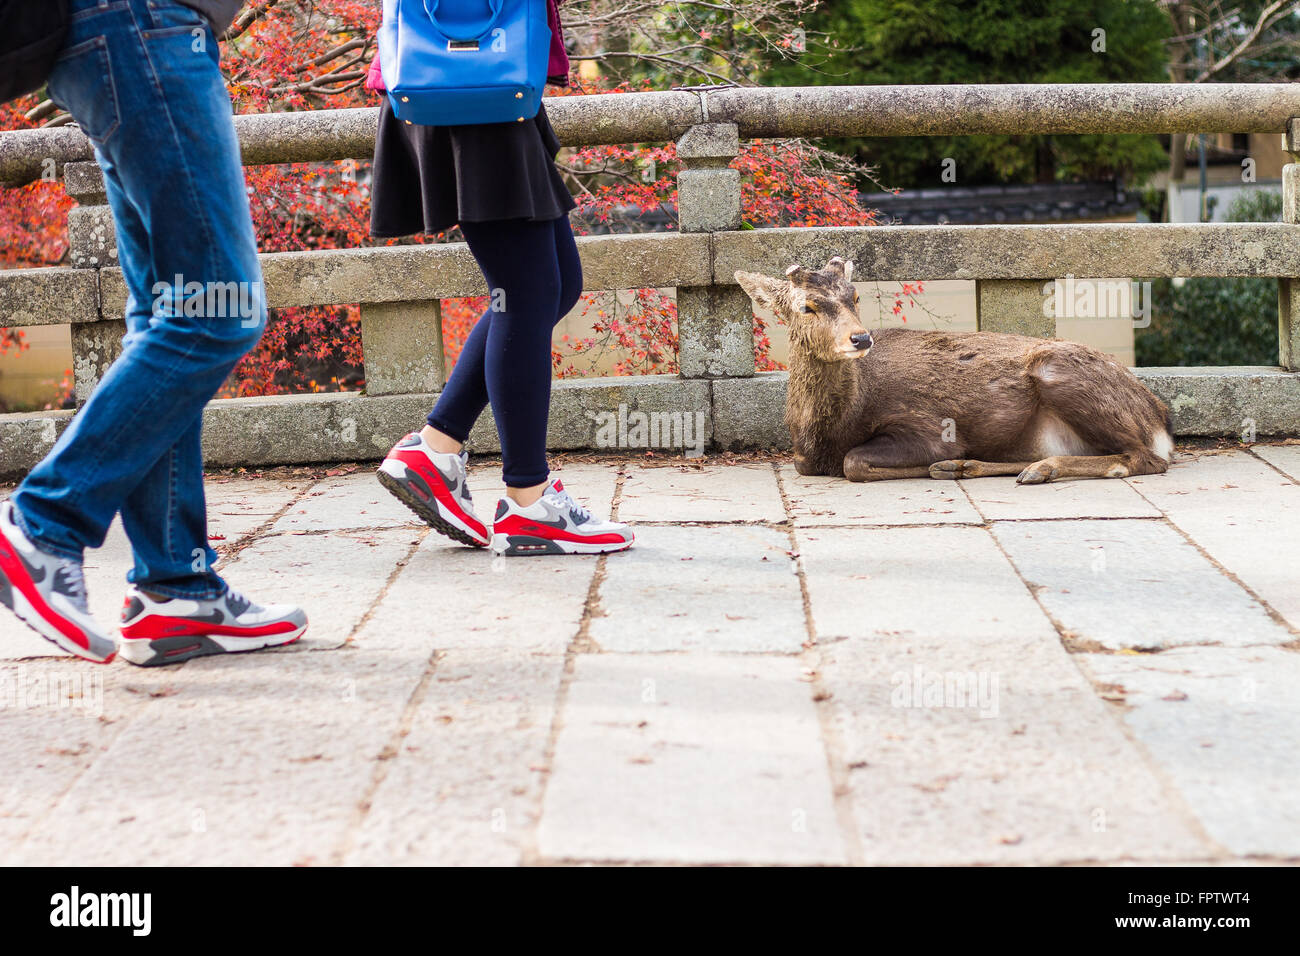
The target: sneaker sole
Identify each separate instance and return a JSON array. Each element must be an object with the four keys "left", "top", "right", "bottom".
[
  {"left": 377, "top": 461, "right": 488, "bottom": 548},
  {"left": 488, "top": 532, "right": 634, "bottom": 557},
  {"left": 118, "top": 624, "right": 307, "bottom": 668},
  {"left": 0, "top": 565, "right": 116, "bottom": 664}
]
